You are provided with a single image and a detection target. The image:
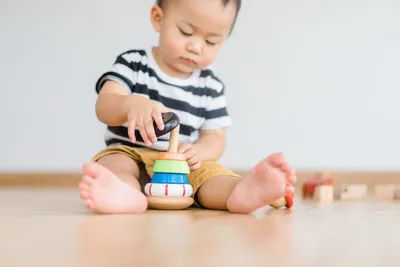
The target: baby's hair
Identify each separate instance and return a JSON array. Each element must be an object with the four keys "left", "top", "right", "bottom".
[
  {"left": 156, "top": 0, "right": 241, "bottom": 10},
  {"left": 156, "top": 0, "right": 242, "bottom": 32}
]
